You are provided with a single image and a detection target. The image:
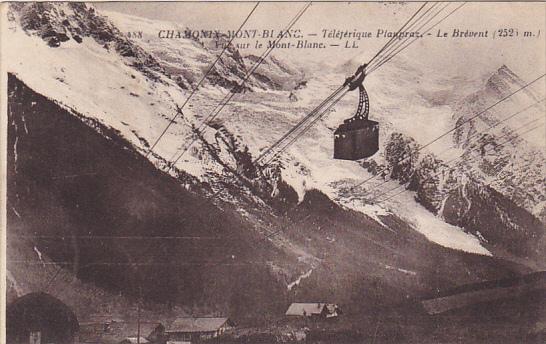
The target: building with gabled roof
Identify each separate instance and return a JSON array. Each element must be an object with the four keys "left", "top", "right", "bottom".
[
  {"left": 119, "top": 336, "right": 149, "bottom": 344},
  {"left": 78, "top": 321, "right": 164, "bottom": 344},
  {"left": 285, "top": 303, "right": 340, "bottom": 318},
  {"left": 165, "top": 317, "right": 234, "bottom": 342}
]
